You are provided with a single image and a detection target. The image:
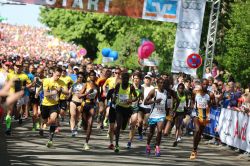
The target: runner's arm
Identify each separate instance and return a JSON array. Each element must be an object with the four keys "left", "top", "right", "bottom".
[{"left": 144, "top": 89, "right": 156, "bottom": 105}]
